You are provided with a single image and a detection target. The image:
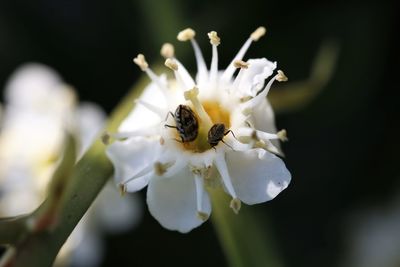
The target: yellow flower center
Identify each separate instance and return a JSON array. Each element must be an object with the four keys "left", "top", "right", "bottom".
[{"left": 180, "top": 100, "right": 231, "bottom": 153}]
